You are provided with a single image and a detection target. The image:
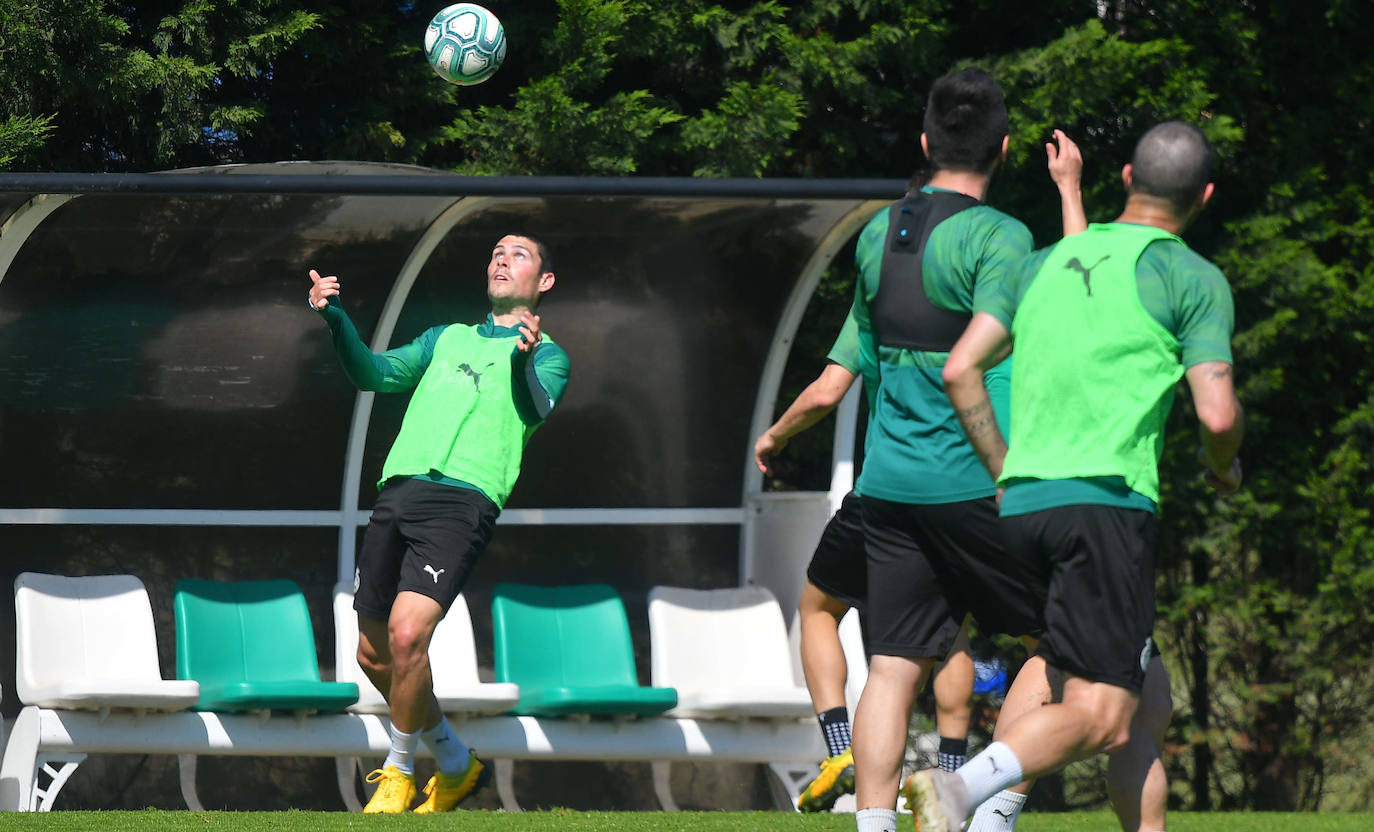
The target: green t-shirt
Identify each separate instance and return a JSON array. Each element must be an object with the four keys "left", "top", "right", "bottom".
[
  {"left": 977, "top": 222, "right": 1235, "bottom": 515},
  {"left": 852, "top": 187, "right": 1032, "bottom": 504},
  {"left": 321, "top": 307, "right": 570, "bottom": 507}
]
